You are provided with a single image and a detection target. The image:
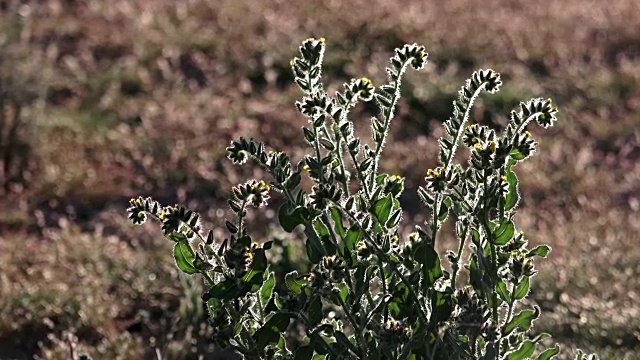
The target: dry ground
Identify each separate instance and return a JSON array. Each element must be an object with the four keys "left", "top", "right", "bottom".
[{"left": 1, "top": 0, "right": 639, "bottom": 359}]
